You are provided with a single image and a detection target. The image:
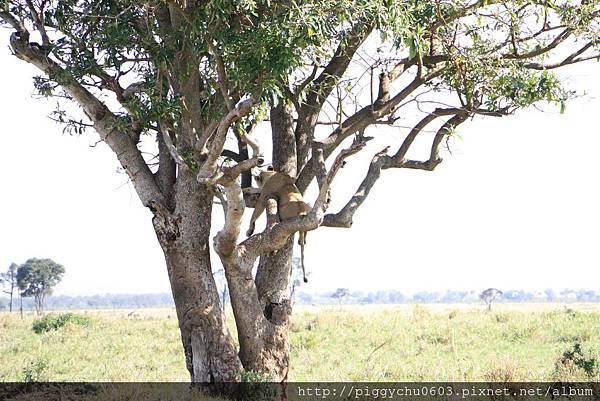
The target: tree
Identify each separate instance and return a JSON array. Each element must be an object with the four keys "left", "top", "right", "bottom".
[
  {"left": 2, "top": 0, "right": 600, "bottom": 382},
  {"left": 331, "top": 288, "right": 351, "bottom": 305},
  {"left": 0, "top": 263, "right": 18, "bottom": 312},
  {"left": 16, "top": 258, "right": 65, "bottom": 315},
  {"left": 480, "top": 288, "right": 503, "bottom": 311}
]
